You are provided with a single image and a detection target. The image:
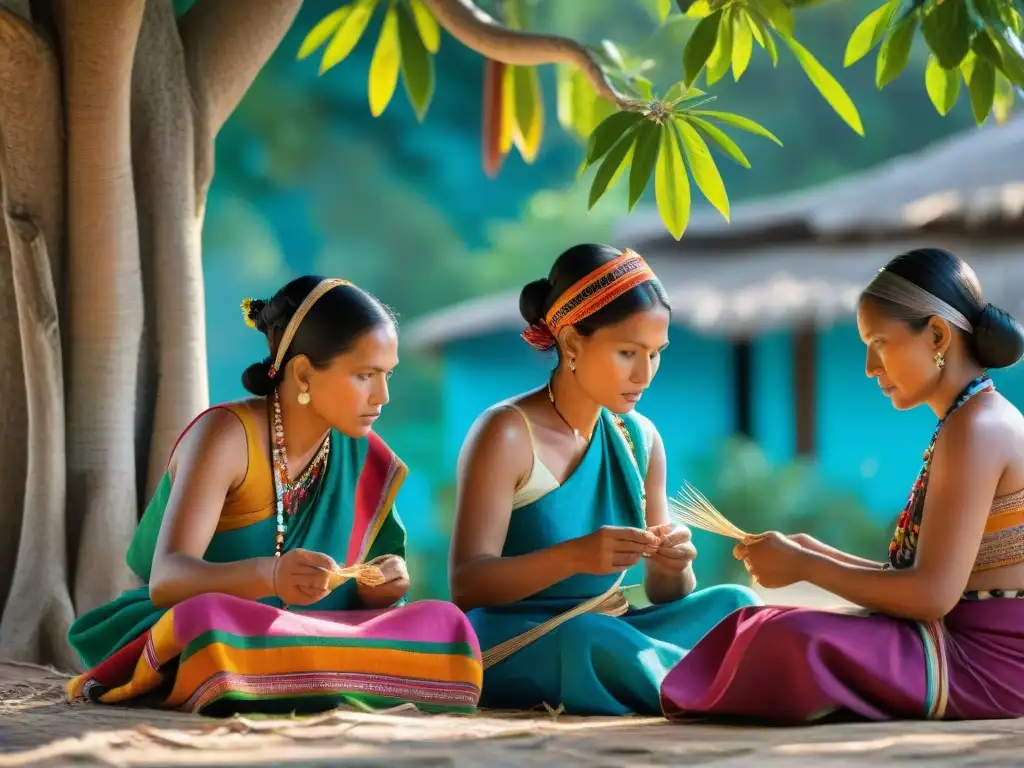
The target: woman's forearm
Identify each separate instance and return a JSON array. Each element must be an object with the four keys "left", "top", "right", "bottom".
[
  {"left": 807, "top": 539, "right": 886, "bottom": 569},
  {"left": 149, "top": 553, "right": 275, "bottom": 608},
  {"left": 450, "top": 540, "right": 584, "bottom": 611},
  {"left": 800, "top": 551, "right": 953, "bottom": 620},
  {"left": 644, "top": 563, "right": 696, "bottom": 604}
]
